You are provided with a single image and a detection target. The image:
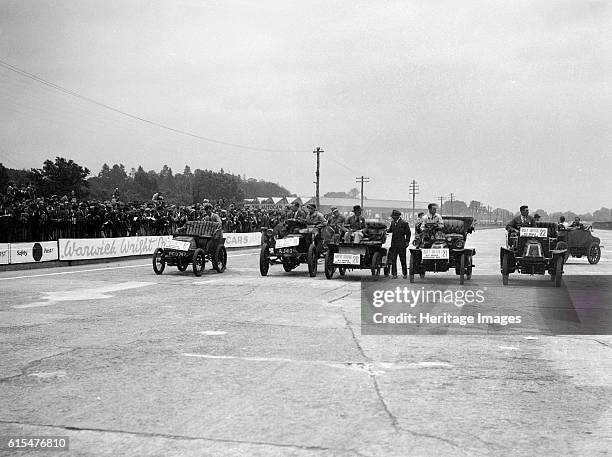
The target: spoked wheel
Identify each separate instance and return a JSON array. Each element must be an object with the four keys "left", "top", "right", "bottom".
[
  {"left": 553, "top": 255, "right": 563, "bottom": 287},
  {"left": 192, "top": 248, "right": 205, "bottom": 277},
  {"left": 324, "top": 251, "right": 335, "bottom": 279},
  {"left": 177, "top": 259, "right": 188, "bottom": 272},
  {"left": 501, "top": 251, "right": 509, "bottom": 286},
  {"left": 338, "top": 267, "right": 346, "bottom": 276},
  {"left": 307, "top": 243, "right": 318, "bottom": 277},
  {"left": 587, "top": 242, "right": 601, "bottom": 264},
  {"left": 371, "top": 251, "right": 381, "bottom": 278},
  {"left": 259, "top": 245, "right": 270, "bottom": 276},
  {"left": 459, "top": 253, "right": 466, "bottom": 285},
  {"left": 409, "top": 252, "right": 416, "bottom": 283},
  {"left": 213, "top": 245, "right": 227, "bottom": 273},
  {"left": 152, "top": 248, "right": 165, "bottom": 275}
]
